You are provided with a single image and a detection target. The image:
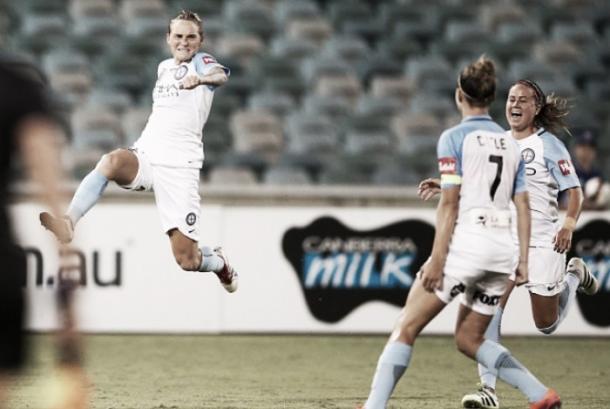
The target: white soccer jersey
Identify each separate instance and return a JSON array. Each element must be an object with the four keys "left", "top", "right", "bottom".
[
  {"left": 439, "top": 116, "right": 526, "bottom": 219},
  {"left": 133, "top": 52, "right": 229, "bottom": 168},
  {"left": 510, "top": 128, "right": 580, "bottom": 247},
  {"left": 439, "top": 115, "right": 527, "bottom": 273}
]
